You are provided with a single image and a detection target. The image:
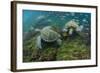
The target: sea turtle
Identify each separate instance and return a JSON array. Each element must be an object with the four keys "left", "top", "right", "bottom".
[
  {"left": 36, "top": 26, "right": 62, "bottom": 49},
  {"left": 62, "top": 19, "right": 83, "bottom": 36}
]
